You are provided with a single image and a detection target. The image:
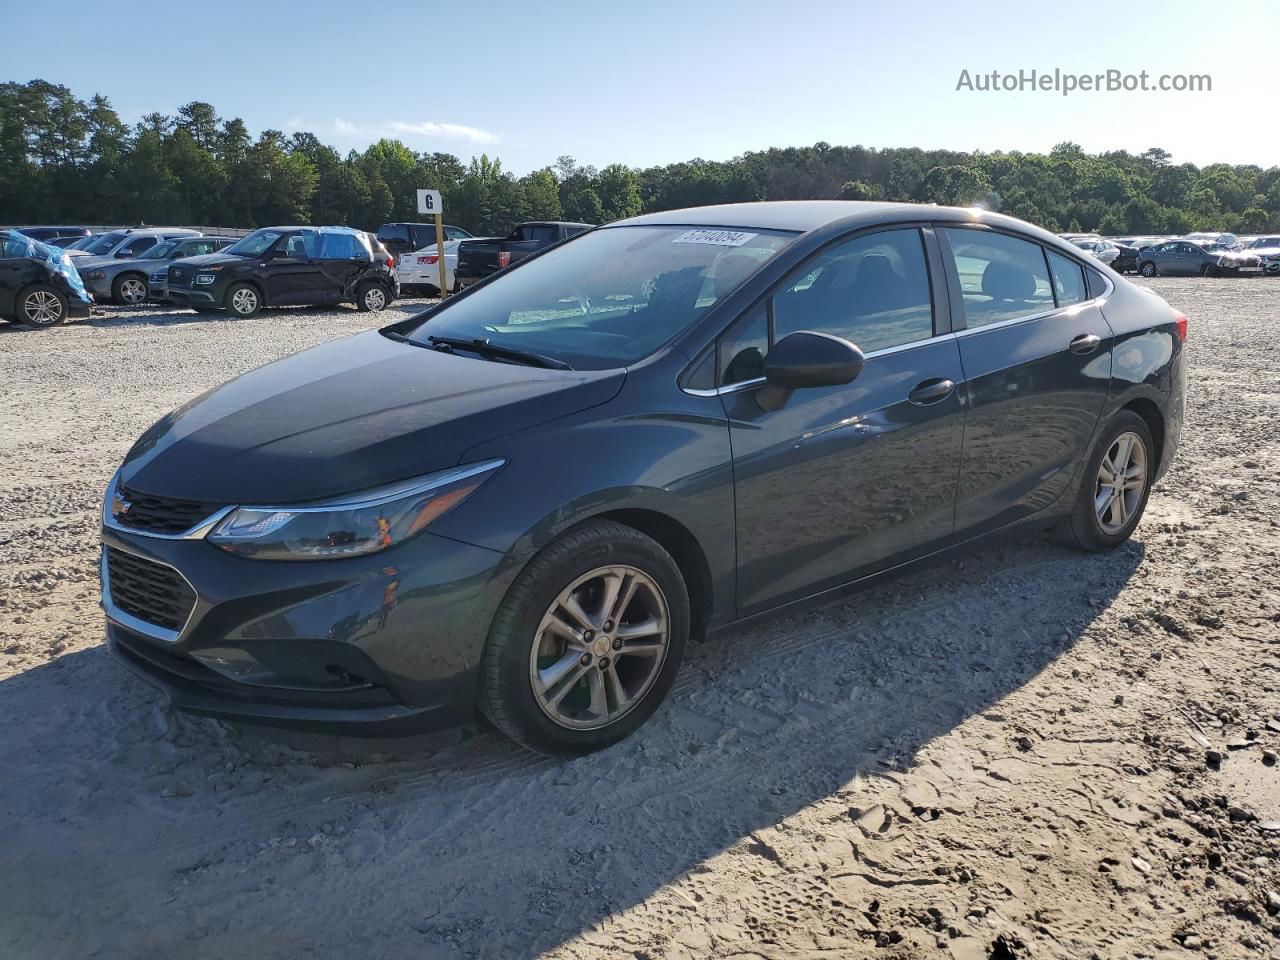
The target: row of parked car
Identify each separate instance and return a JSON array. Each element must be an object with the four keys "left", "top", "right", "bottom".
[
  {"left": 1, "top": 217, "right": 596, "bottom": 329},
  {"left": 1062, "top": 230, "right": 1280, "bottom": 277}
]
